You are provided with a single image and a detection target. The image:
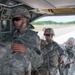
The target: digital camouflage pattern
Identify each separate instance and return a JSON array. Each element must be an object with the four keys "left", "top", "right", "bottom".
[
  {"left": 0, "top": 42, "right": 11, "bottom": 75},
  {"left": 0, "top": 41, "right": 31, "bottom": 75},
  {"left": 9, "top": 52, "right": 31, "bottom": 75},
  {"left": 11, "top": 6, "right": 43, "bottom": 75},
  {"left": 0, "top": 5, "right": 43, "bottom": 75},
  {"left": 12, "top": 28, "right": 43, "bottom": 69},
  {"left": 38, "top": 40, "right": 63, "bottom": 75},
  {"left": 11, "top": 6, "right": 31, "bottom": 18},
  {"left": 0, "top": 27, "right": 43, "bottom": 75},
  {"left": 59, "top": 37, "right": 75, "bottom": 75}
]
